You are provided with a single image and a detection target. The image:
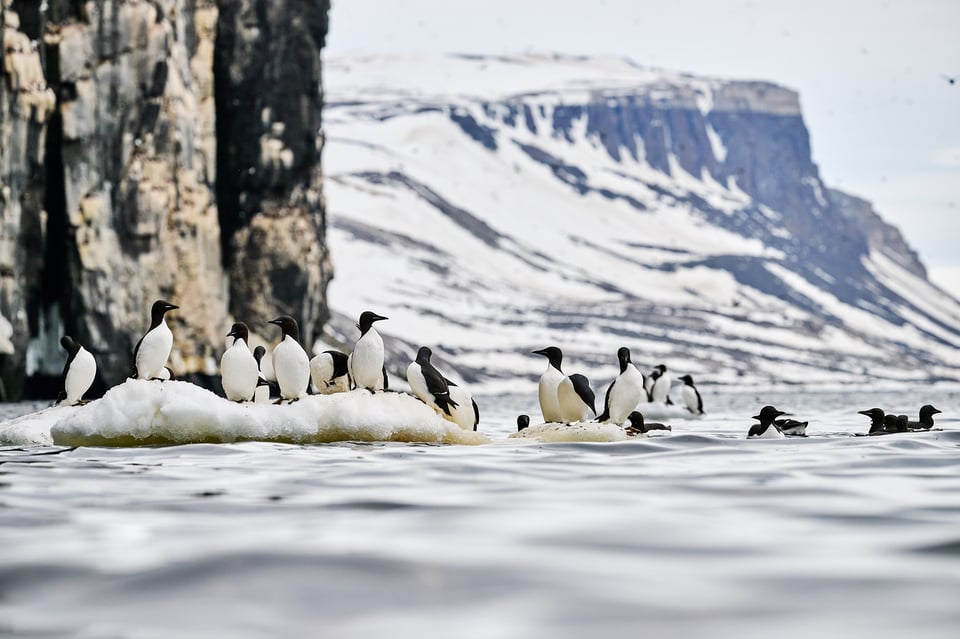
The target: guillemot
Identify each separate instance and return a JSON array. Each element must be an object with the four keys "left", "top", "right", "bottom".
[
  {"left": 747, "top": 405, "right": 786, "bottom": 439},
  {"left": 532, "top": 346, "right": 565, "bottom": 423},
  {"left": 349, "top": 311, "right": 389, "bottom": 392},
  {"left": 677, "top": 374, "right": 704, "bottom": 415},
  {"left": 597, "top": 347, "right": 645, "bottom": 425},
  {"left": 132, "top": 300, "right": 178, "bottom": 380},
  {"left": 406, "top": 346, "right": 458, "bottom": 417},
  {"left": 310, "top": 350, "right": 351, "bottom": 394},
  {"left": 56, "top": 336, "right": 96, "bottom": 406},
  {"left": 445, "top": 379, "right": 480, "bottom": 431},
  {"left": 857, "top": 408, "right": 886, "bottom": 435},
  {"left": 774, "top": 417, "right": 808, "bottom": 437},
  {"left": 907, "top": 404, "right": 941, "bottom": 430},
  {"left": 268, "top": 315, "right": 310, "bottom": 402},
  {"left": 649, "top": 363, "right": 672, "bottom": 404},
  {"left": 220, "top": 322, "right": 259, "bottom": 402},
  {"left": 558, "top": 373, "right": 596, "bottom": 423},
  {"left": 624, "top": 411, "right": 671, "bottom": 436}
]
